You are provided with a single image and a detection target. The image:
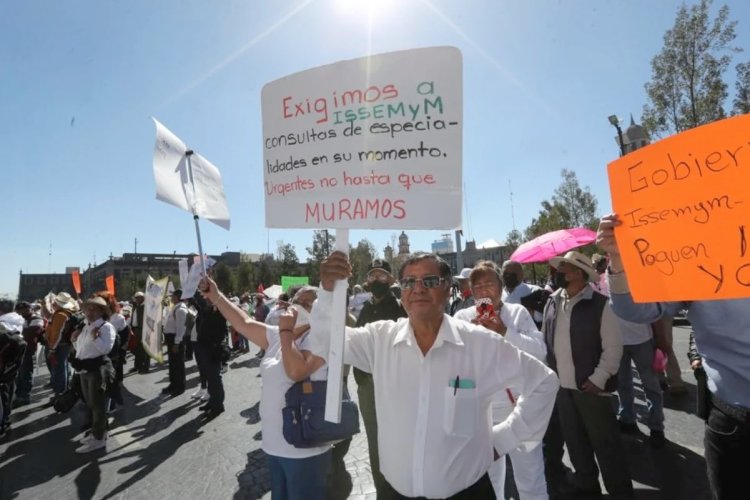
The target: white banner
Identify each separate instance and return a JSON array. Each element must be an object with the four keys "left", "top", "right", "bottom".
[
  {"left": 142, "top": 275, "right": 168, "bottom": 362},
  {"left": 152, "top": 118, "right": 231, "bottom": 230},
  {"left": 262, "top": 47, "right": 463, "bottom": 229}
]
